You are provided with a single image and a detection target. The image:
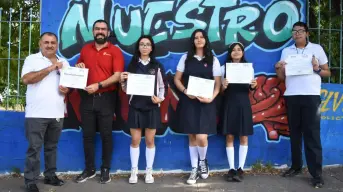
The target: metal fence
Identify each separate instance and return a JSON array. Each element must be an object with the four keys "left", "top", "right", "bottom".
[
  {"left": 0, "top": 0, "right": 342, "bottom": 111},
  {"left": 0, "top": 4, "right": 40, "bottom": 111},
  {"left": 307, "top": 0, "right": 343, "bottom": 84}
]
